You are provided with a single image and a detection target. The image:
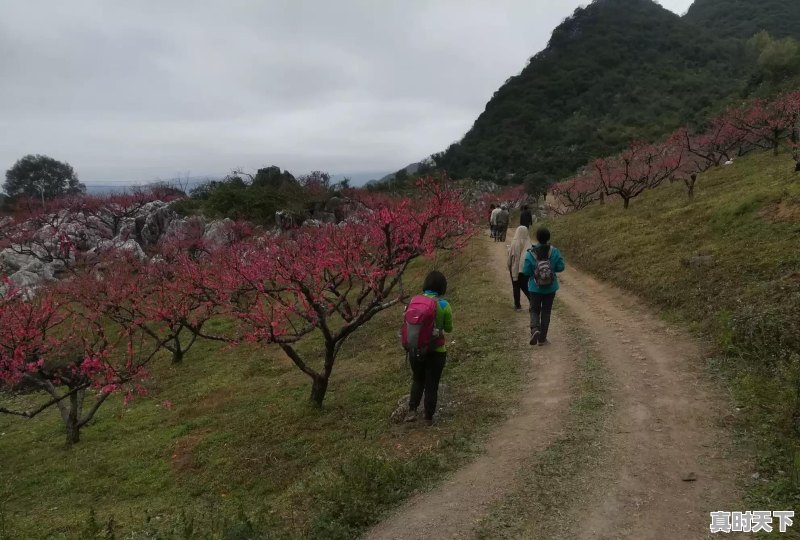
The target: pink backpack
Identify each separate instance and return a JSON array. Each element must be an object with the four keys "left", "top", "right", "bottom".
[{"left": 401, "top": 295, "right": 438, "bottom": 358}]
